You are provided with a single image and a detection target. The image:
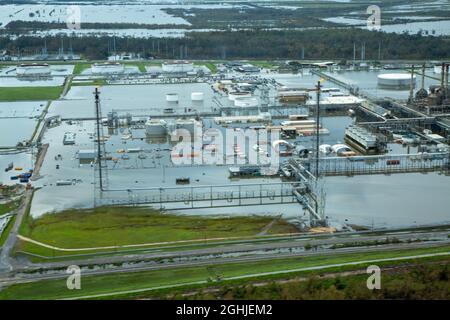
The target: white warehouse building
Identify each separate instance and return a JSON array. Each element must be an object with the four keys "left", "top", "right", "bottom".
[{"left": 16, "top": 63, "right": 51, "bottom": 76}]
